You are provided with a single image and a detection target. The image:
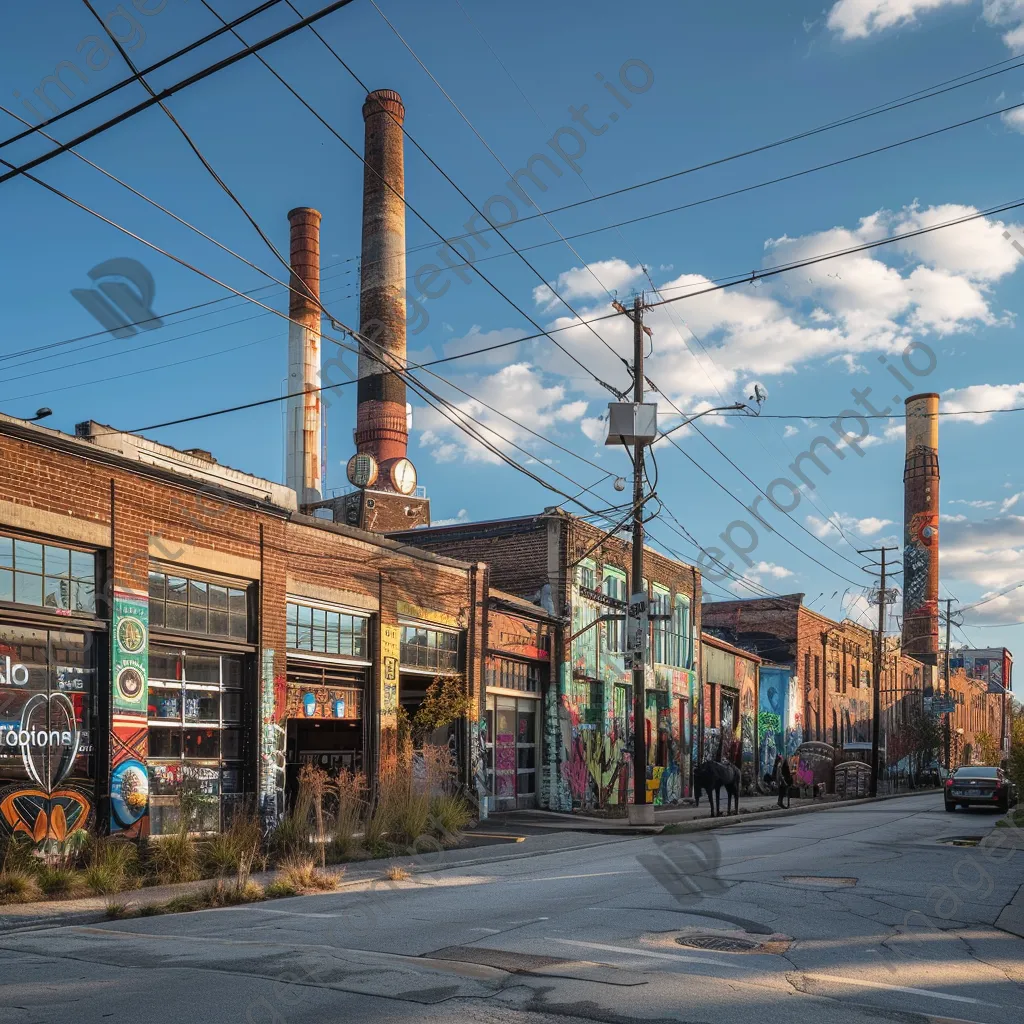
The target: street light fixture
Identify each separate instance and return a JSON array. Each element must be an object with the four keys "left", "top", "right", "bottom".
[{"left": 24, "top": 407, "right": 52, "bottom": 422}]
